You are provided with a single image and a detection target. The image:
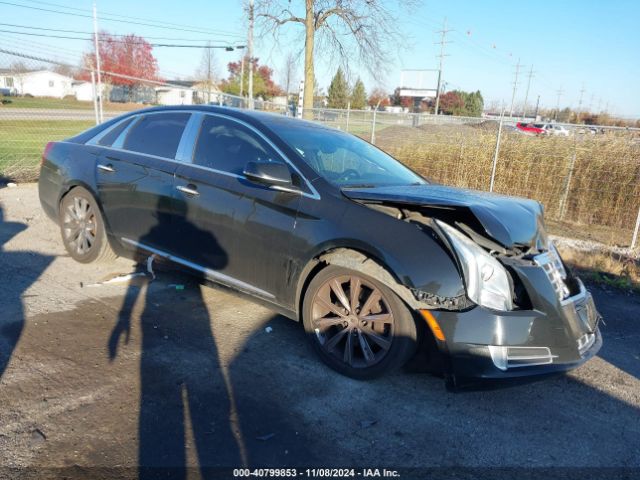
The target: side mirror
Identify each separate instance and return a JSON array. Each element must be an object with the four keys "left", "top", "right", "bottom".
[{"left": 243, "top": 160, "right": 292, "bottom": 187}]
